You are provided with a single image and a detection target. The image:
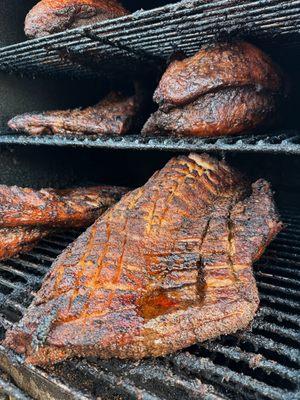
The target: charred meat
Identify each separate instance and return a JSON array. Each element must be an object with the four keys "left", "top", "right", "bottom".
[
  {"left": 0, "top": 227, "right": 50, "bottom": 261},
  {"left": 0, "top": 185, "right": 127, "bottom": 260},
  {"left": 25, "top": 0, "right": 129, "bottom": 38},
  {"left": 142, "top": 41, "right": 285, "bottom": 137},
  {"left": 3, "top": 154, "right": 282, "bottom": 365},
  {"left": 0, "top": 184, "right": 127, "bottom": 228},
  {"left": 8, "top": 92, "right": 139, "bottom": 137}
]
